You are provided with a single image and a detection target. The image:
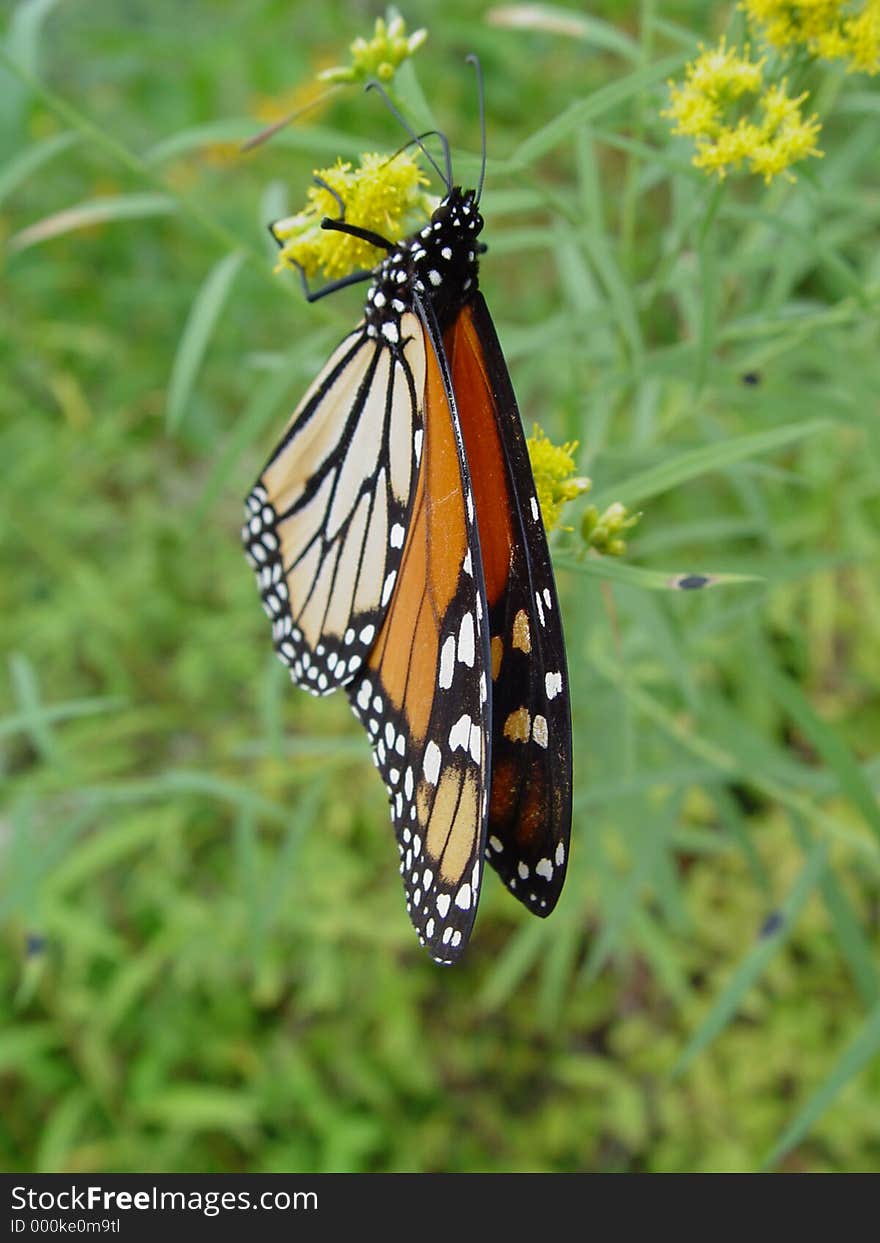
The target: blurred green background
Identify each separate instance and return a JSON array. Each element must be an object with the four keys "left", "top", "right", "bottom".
[{"left": 2, "top": 0, "right": 879, "bottom": 1173}]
